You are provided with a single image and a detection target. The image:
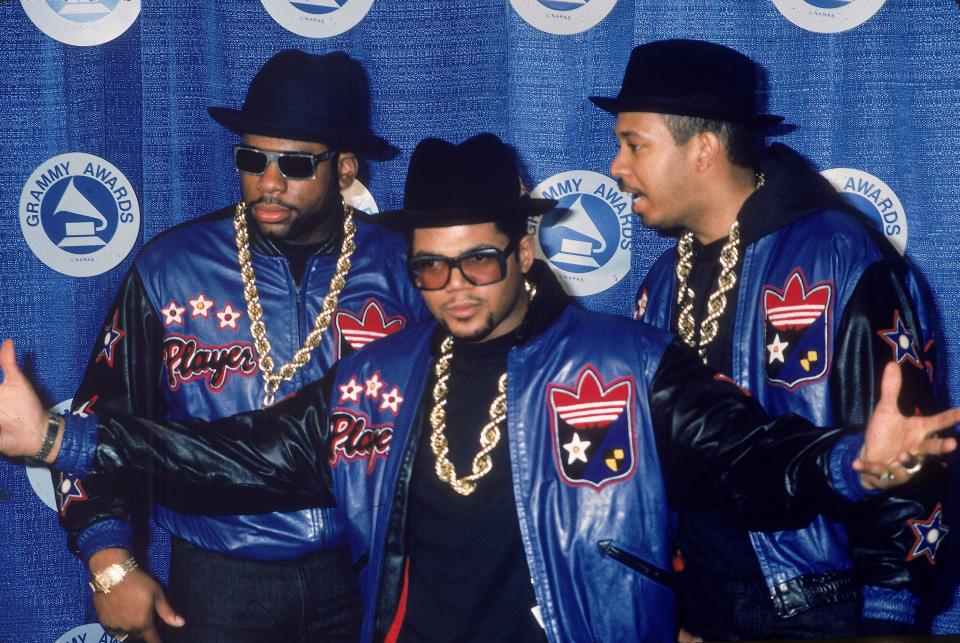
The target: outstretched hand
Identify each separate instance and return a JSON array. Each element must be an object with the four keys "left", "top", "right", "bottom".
[
  {"left": 855, "top": 361, "right": 958, "bottom": 490},
  {"left": 0, "top": 339, "right": 49, "bottom": 460}
]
